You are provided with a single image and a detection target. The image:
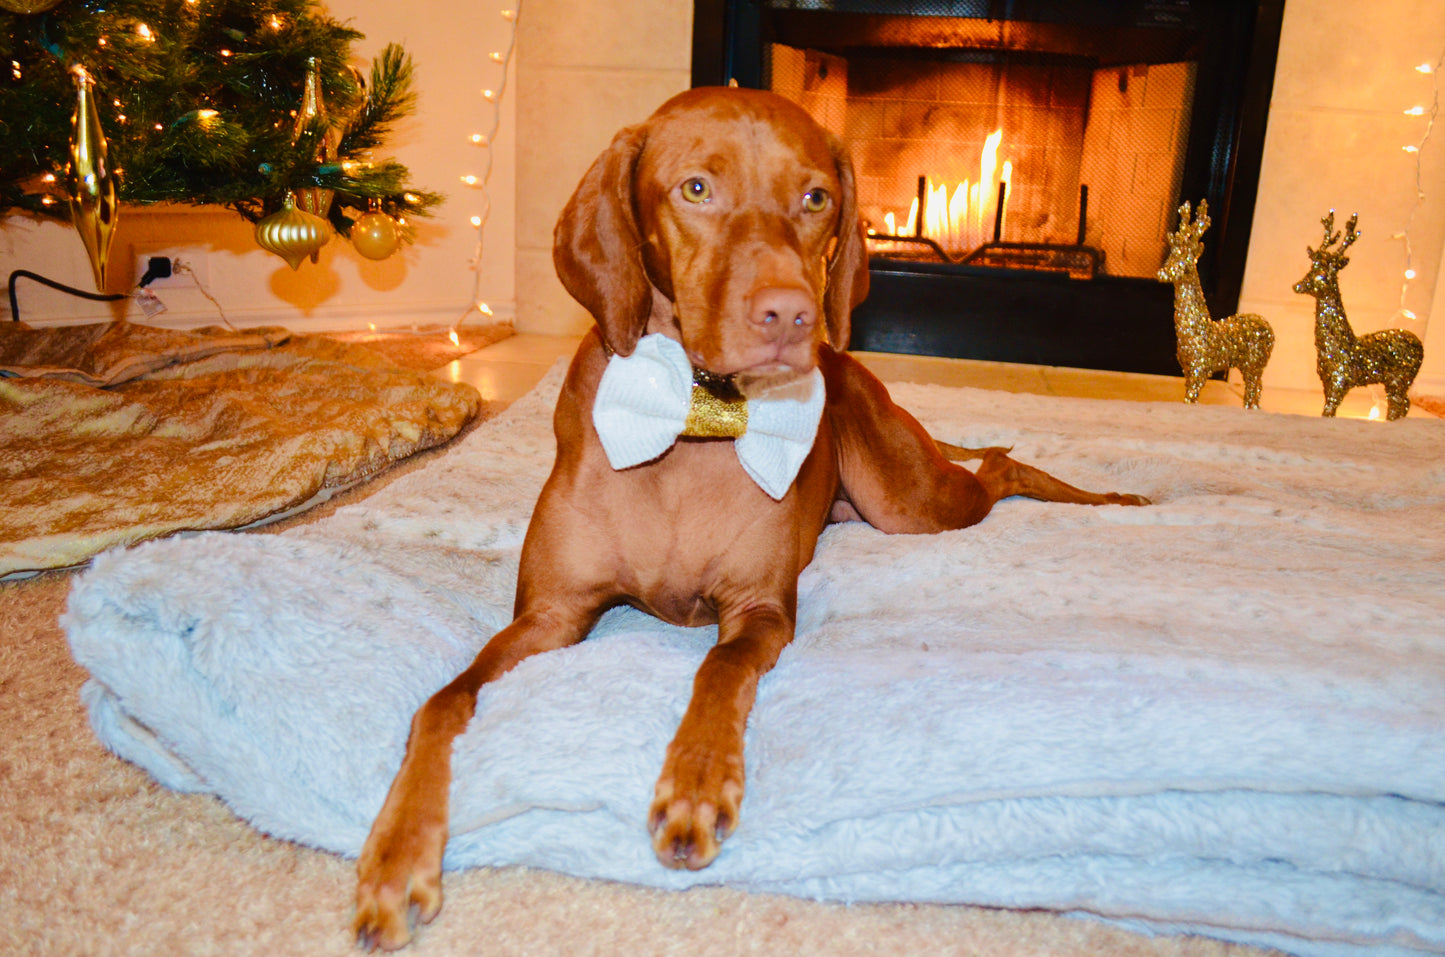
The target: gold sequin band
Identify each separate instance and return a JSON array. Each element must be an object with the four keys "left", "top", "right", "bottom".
[{"left": 682, "top": 383, "right": 748, "bottom": 438}]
